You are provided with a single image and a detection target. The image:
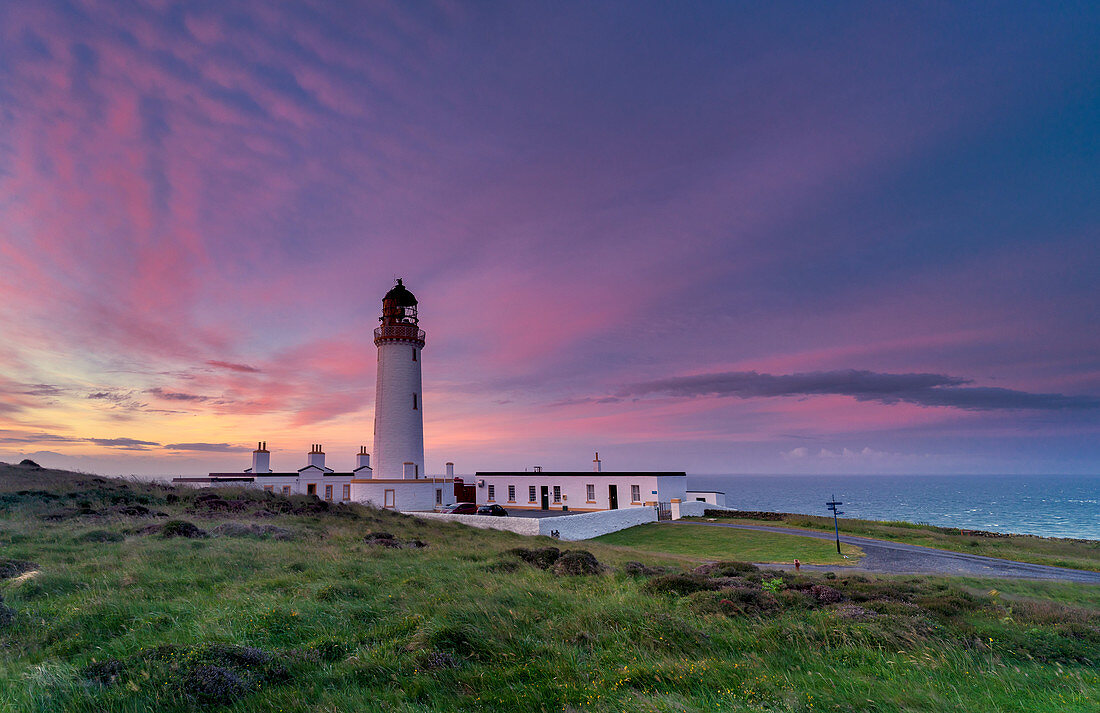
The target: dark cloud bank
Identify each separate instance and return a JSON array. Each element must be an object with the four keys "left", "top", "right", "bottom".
[{"left": 619, "top": 369, "right": 1100, "bottom": 411}]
